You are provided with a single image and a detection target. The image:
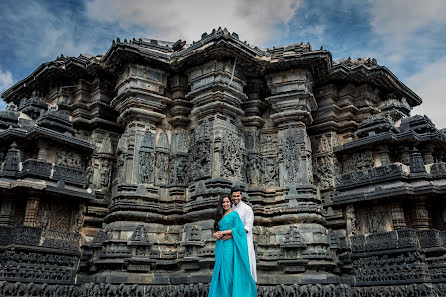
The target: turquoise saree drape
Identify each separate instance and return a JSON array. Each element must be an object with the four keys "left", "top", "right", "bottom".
[{"left": 208, "top": 211, "right": 257, "bottom": 297}]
